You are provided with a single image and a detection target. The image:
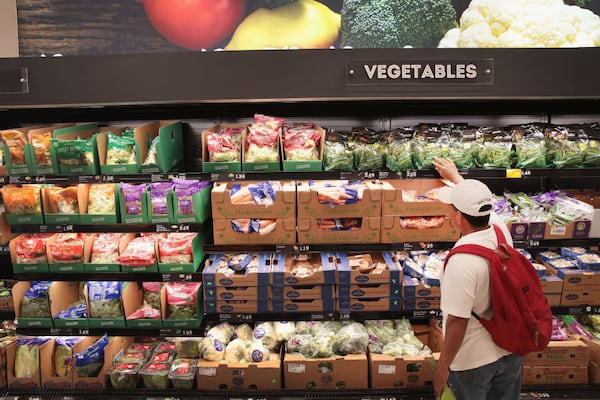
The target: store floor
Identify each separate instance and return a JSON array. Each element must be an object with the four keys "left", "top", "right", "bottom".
[{"left": 3, "top": 388, "right": 600, "bottom": 400}]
